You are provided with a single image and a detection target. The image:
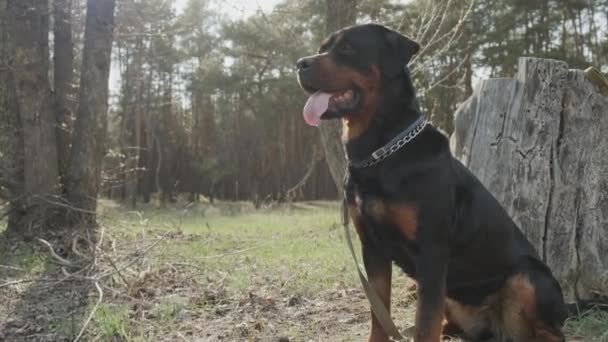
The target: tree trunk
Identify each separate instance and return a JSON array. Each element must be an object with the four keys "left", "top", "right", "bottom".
[
  {"left": 321, "top": 0, "right": 356, "bottom": 194},
  {"left": 141, "top": 67, "right": 155, "bottom": 203},
  {"left": 6, "top": 0, "right": 60, "bottom": 233},
  {"left": 0, "top": 0, "right": 25, "bottom": 230},
  {"left": 450, "top": 57, "right": 608, "bottom": 302},
  {"left": 124, "top": 37, "right": 144, "bottom": 208},
  {"left": 158, "top": 73, "right": 173, "bottom": 205},
  {"left": 66, "top": 0, "right": 116, "bottom": 224},
  {"left": 53, "top": 0, "right": 74, "bottom": 183}
]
